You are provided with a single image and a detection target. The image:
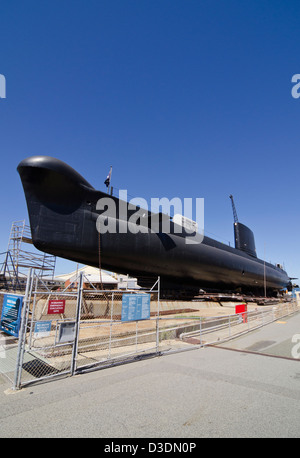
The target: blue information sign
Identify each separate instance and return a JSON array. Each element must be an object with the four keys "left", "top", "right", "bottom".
[
  {"left": 0, "top": 294, "right": 23, "bottom": 337},
  {"left": 121, "top": 294, "right": 151, "bottom": 322},
  {"left": 34, "top": 321, "right": 52, "bottom": 338}
]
